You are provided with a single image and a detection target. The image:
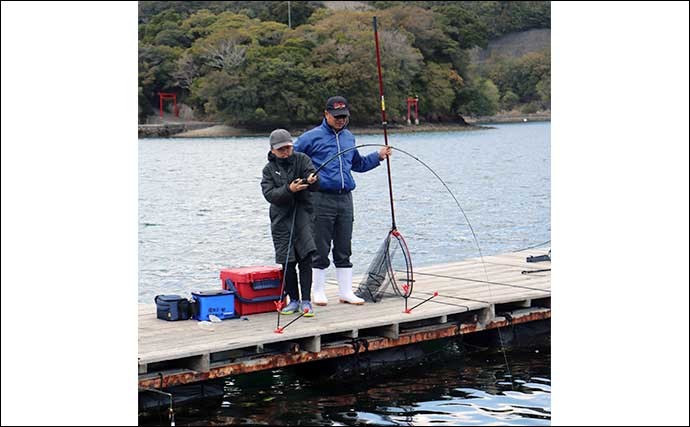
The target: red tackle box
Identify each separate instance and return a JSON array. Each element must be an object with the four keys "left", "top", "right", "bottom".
[{"left": 220, "top": 266, "right": 283, "bottom": 316}]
